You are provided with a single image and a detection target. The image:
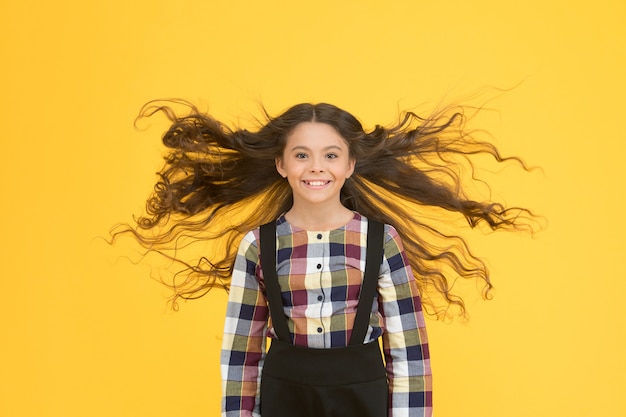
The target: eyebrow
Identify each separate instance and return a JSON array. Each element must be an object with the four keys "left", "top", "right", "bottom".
[{"left": 289, "top": 145, "right": 343, "bottom": 152}]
